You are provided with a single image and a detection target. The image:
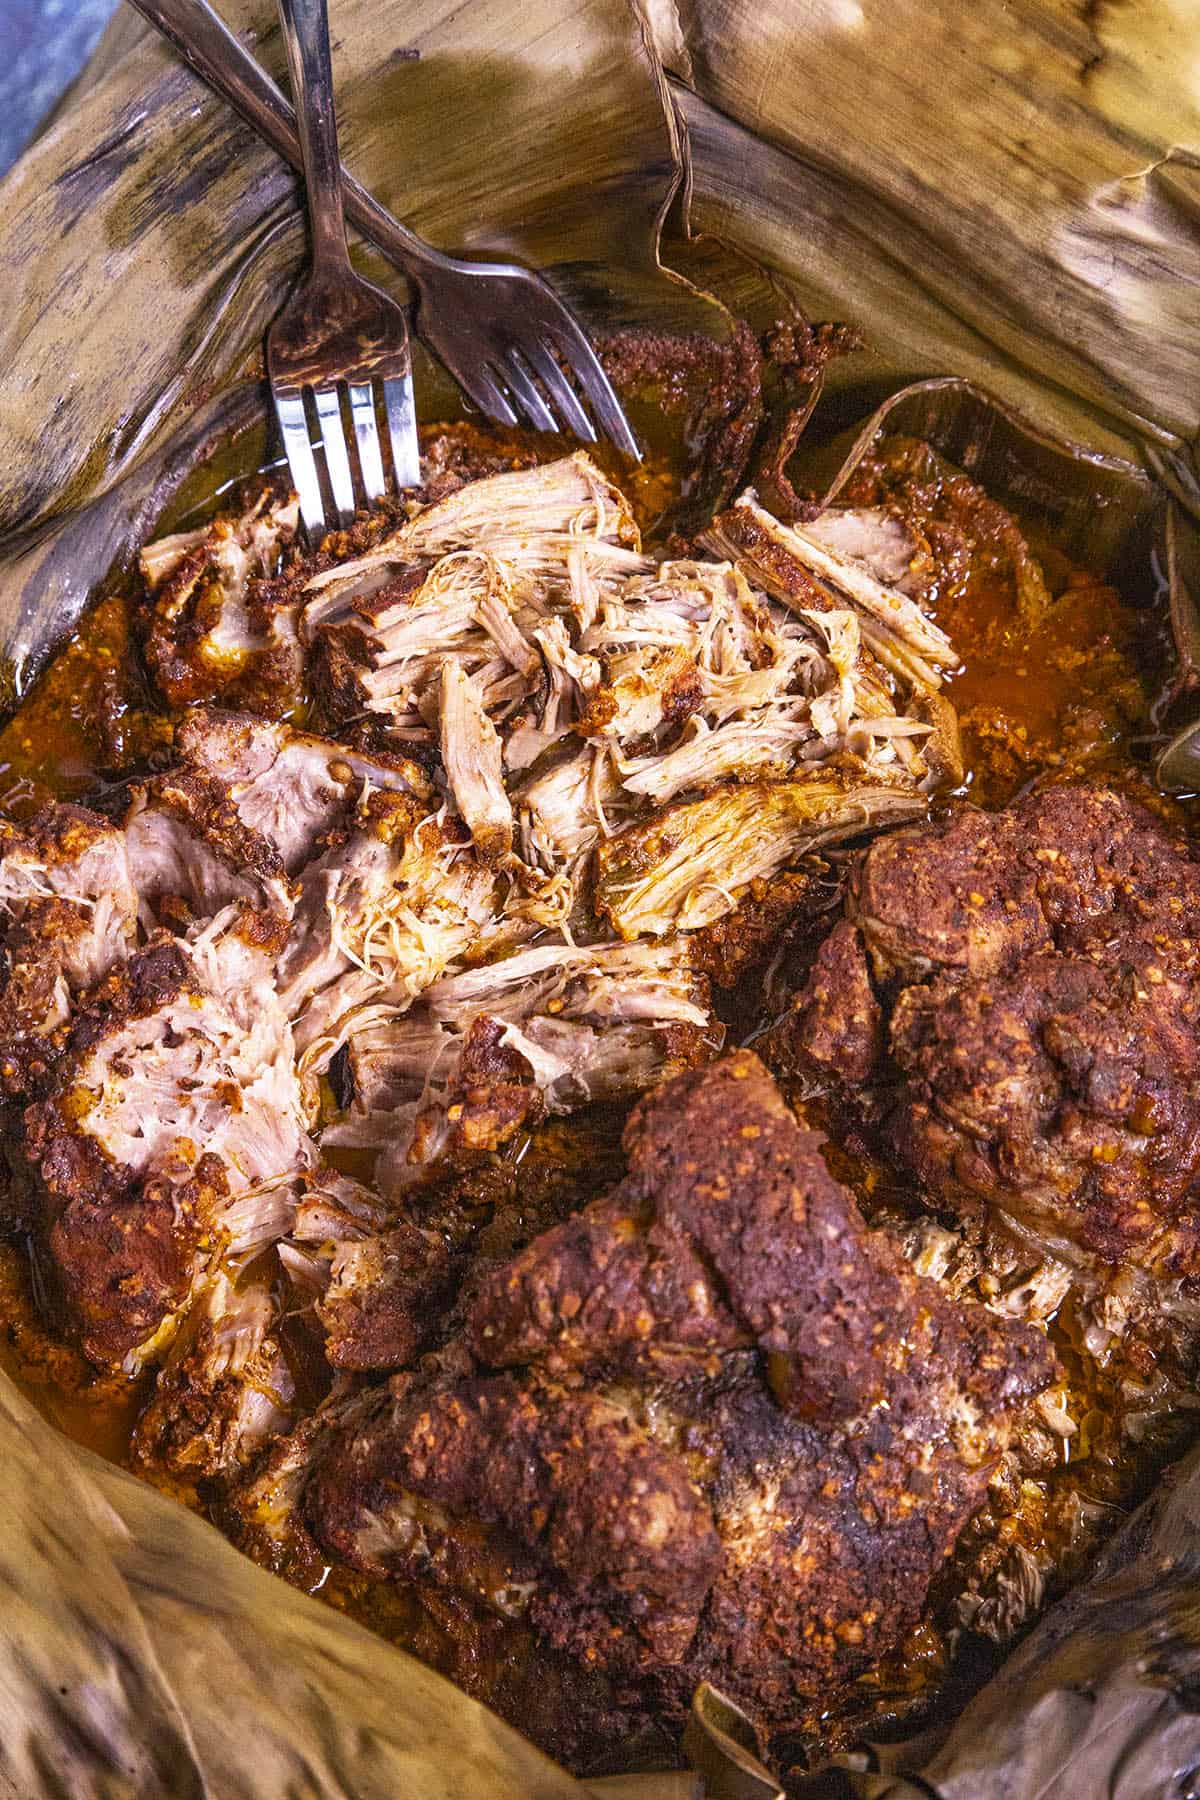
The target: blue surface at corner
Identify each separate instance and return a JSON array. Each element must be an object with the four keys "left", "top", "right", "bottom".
[{"left": 0, "top": 0, "right": 120, "bottom": 178}]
